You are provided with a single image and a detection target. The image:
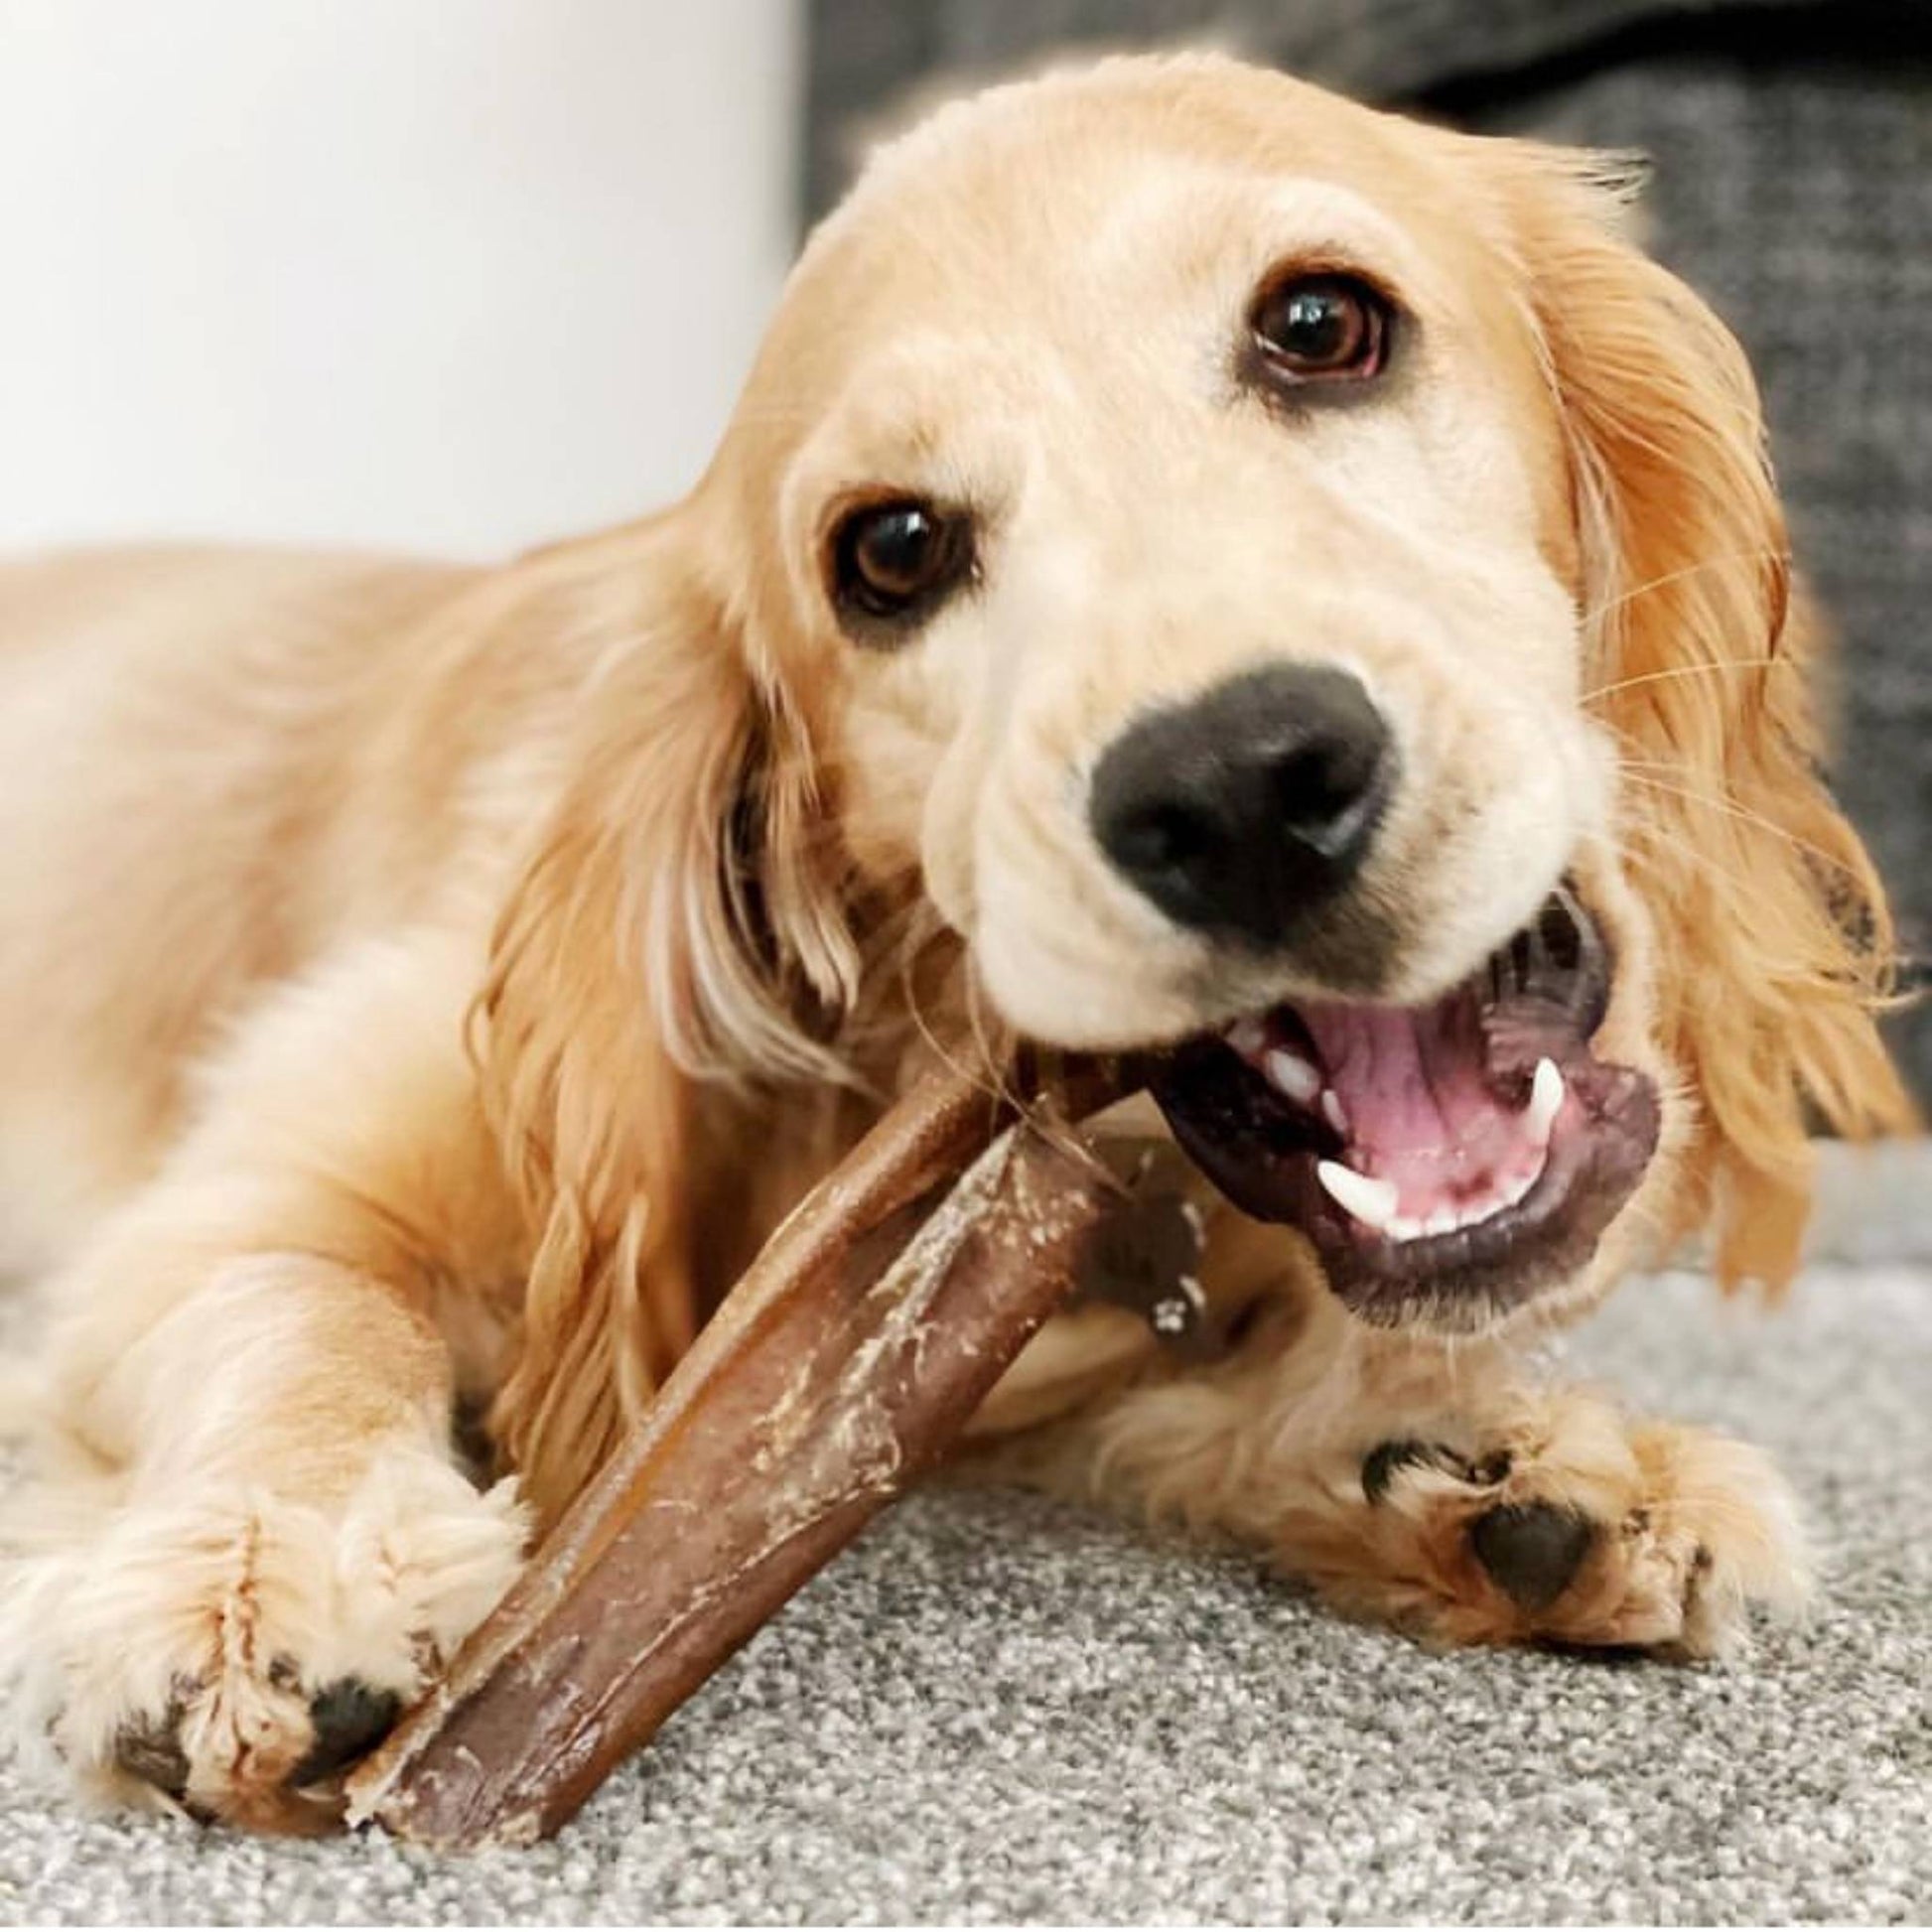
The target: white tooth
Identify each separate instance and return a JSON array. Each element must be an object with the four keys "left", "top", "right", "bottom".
[
  {"left": 1315, "top": 1159, "right": 1400, "bottom": 1231},
  {"left": 1425, "top": 1208, "right": 1459, "bottom": 1237},
  {"left": 1387, "top": 1213, "right": 1425, "bottom": 1242},
  {"left": 1227, "top": 1018, "right": 1267, "bottom": 1057},
  {"left": 1265, "top": 1048, "right": 1321, "bottom": 1105},
  {"left": 1321, "top": 1089, "right": 1349, "bottom": 1136},
  {"left": 1526, "top": 1057, "right": 1565, "bottom": 1143}
]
